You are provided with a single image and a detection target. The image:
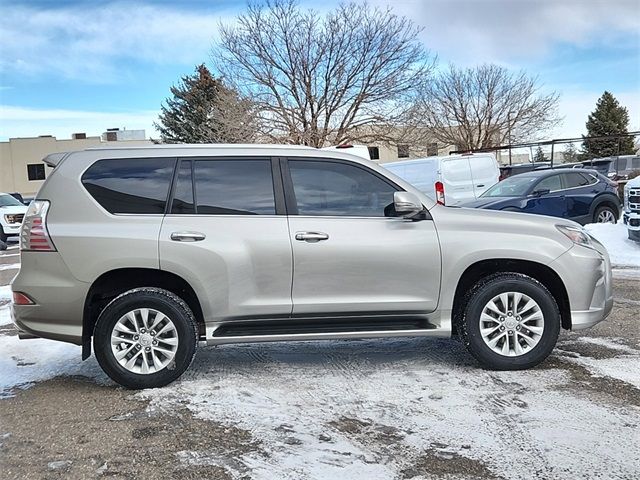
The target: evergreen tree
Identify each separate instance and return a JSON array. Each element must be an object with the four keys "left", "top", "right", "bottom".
[
  {"left": 563, "top": 142, "right": 578, "bottom": 163},
  {"left": 155, "top": 64, "right": 256, "bottom": 144},
  {"left": 582, "top": 91, "right": 635, "bottom": 159},
  {"left": 533, "top": 146, "right": 546, "bottom": 163}
]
